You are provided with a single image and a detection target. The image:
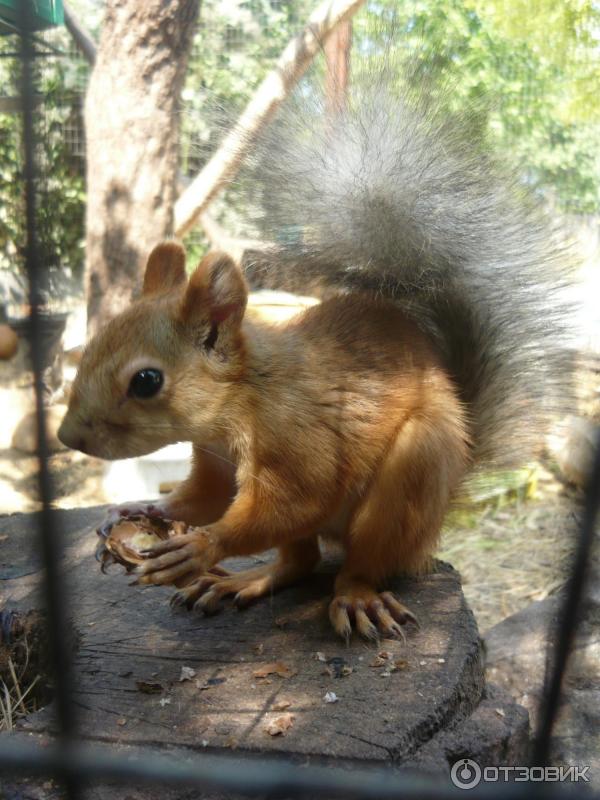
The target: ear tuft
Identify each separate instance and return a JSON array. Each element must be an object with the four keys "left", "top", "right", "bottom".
[
  {"left": 143, "top": 242, "right": 187, "bottom": 297},
  {"left": 180, "top": 252, "right": 248, "bottom": 332}
]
